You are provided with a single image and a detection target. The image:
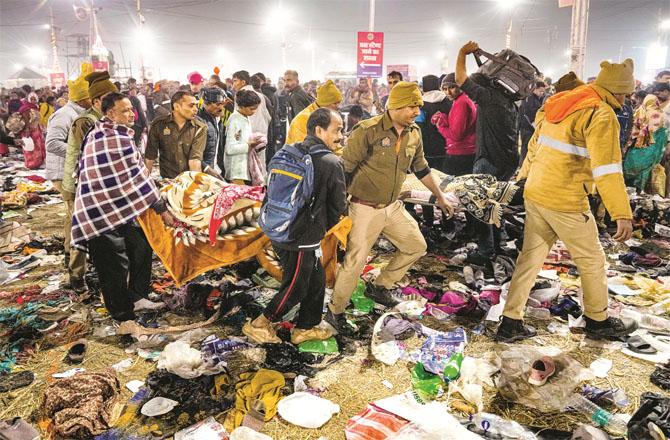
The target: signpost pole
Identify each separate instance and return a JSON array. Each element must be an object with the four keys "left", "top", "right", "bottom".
[{"left": 368, "top": 0, "right": 375, "bottom": 32}]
